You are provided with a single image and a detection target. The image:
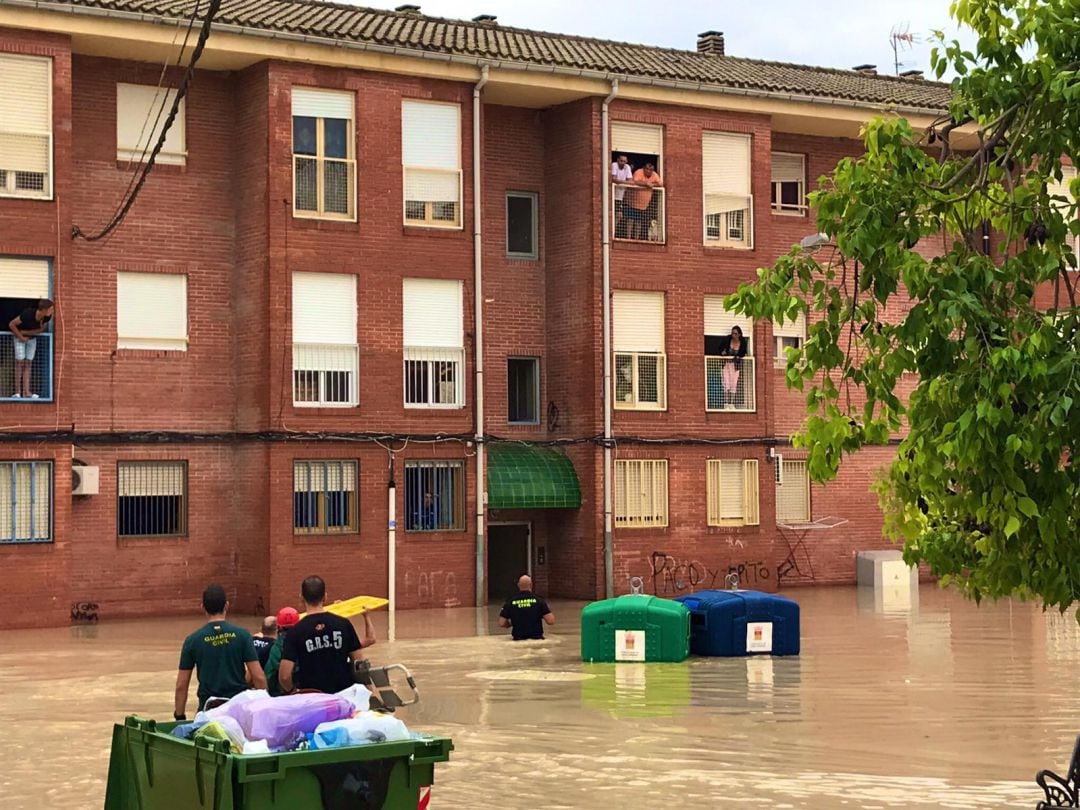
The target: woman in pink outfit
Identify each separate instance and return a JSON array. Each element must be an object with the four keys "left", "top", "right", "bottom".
[{"left": 719, "top": 325, "right": 747, "bottom": 408}]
